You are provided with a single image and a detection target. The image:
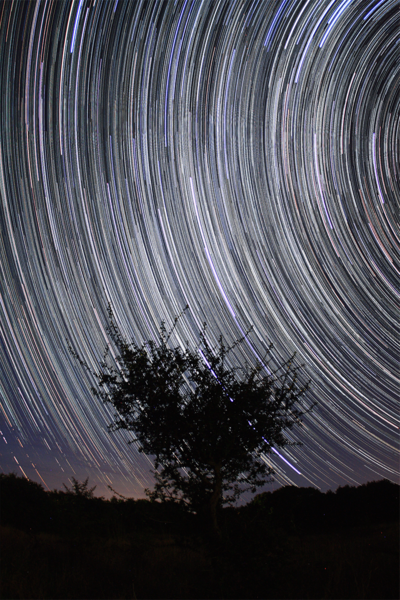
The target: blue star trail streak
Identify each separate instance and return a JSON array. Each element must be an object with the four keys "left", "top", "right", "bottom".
[{"left": 0, "top": 0, "right": 398, "bottom": 497}]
